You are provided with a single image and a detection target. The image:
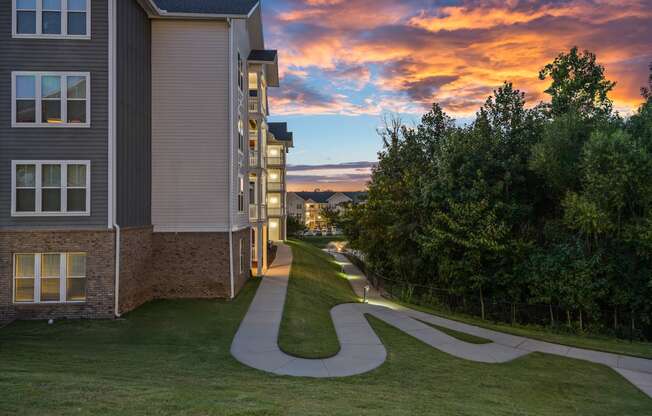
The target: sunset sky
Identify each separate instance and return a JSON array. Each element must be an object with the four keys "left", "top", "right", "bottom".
[{"left": 263, "top": 0, "right": 652, "bottom": 191}]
